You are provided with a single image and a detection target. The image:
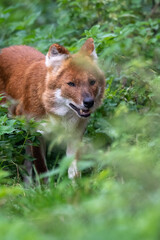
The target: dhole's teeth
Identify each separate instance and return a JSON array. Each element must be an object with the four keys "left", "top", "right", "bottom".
[{"left": 80, "top": 109, "right": 90, "bottom": 115}]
